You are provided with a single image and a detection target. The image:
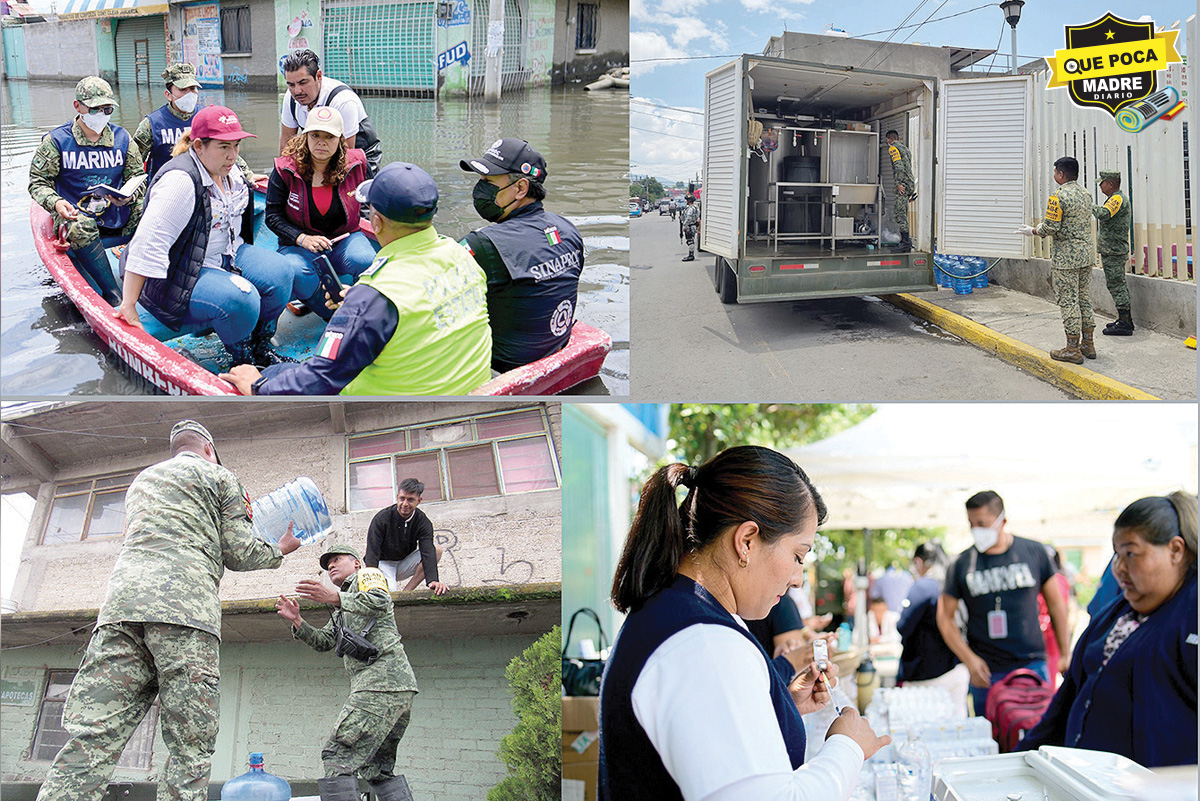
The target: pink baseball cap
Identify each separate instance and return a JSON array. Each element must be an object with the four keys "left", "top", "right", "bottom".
[{"left": 190, "top": 105, "right": 257, "bottom": 141}]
